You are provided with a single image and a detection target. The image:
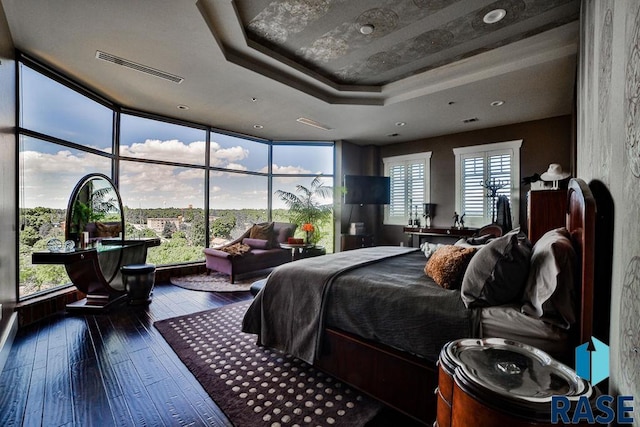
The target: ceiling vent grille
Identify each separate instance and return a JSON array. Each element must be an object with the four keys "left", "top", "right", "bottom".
[
  {"left": 296, "top": 117, "right": 332, "bottom": 131},
  {"left": 95, "top": 51, "right": 184, "bottom": 84}
]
